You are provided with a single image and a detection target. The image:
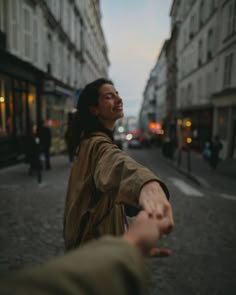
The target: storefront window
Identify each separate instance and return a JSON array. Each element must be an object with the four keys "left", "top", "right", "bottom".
[
  {"left": 218, "top": 107, "right": 228, "bottom": 140},
  {"left": 28, "top": 84, "right": 36, "bottom": 125},
  {"left": 0, "top": 79, "right": 6, "bottom": 136},
  {"left": 7, "top": 90, "right": 14, "bottom": 136},
  {"left": 14, "top": 80, "right": 27, "bottom": 136}
]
